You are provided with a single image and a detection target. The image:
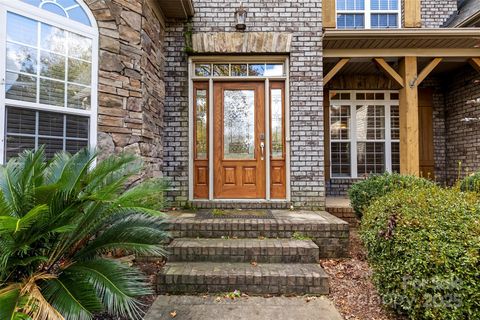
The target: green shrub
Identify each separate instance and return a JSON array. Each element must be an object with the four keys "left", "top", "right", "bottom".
[
  {"left": 0, "top": 148, "right": 169, "bottom": 320},
  {"left": 348, "top": 172, "right": 435, "bottom": 218},
  {"left": 360, "top": 186, "right": 480, "bottom": 319},
  {"left": 459, "top": 172, "right": 480, "bottom": 193}
]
